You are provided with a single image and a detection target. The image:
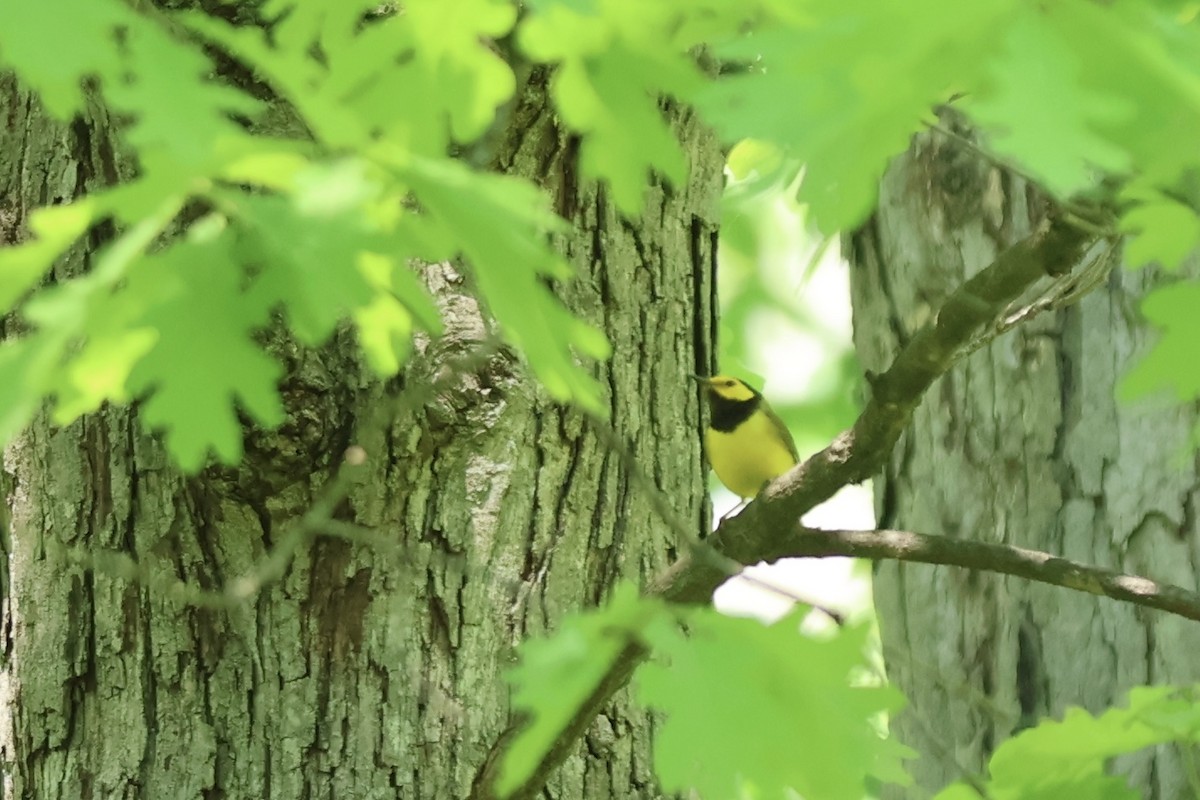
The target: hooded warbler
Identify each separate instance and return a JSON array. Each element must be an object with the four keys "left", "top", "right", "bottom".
[{"left": 694, "top": 375, "right": 799, "bottom": 499}]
